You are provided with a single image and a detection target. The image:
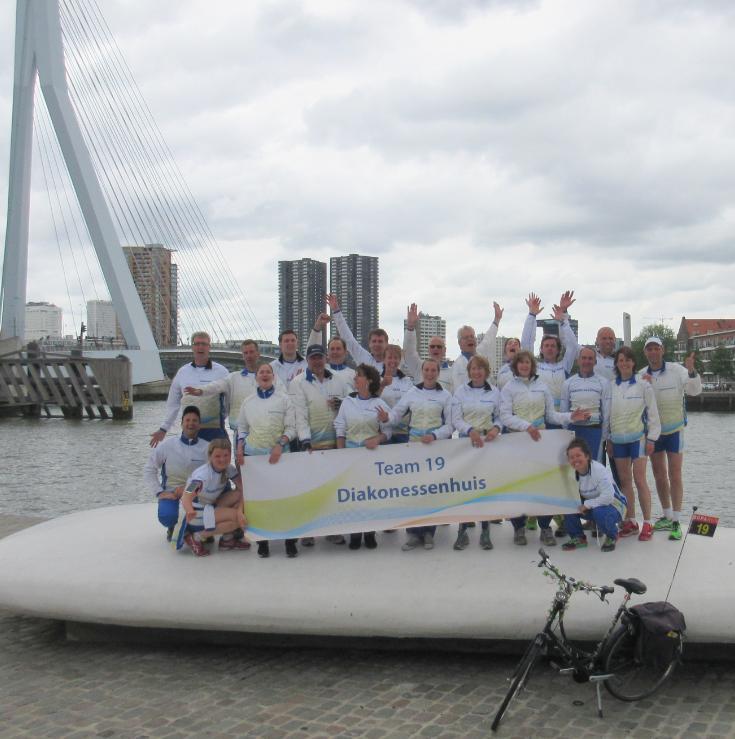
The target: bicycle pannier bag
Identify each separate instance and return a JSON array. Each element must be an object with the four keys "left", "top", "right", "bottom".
[{"left": 629, "top": 601, "right": 686, "bottom": 669}]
